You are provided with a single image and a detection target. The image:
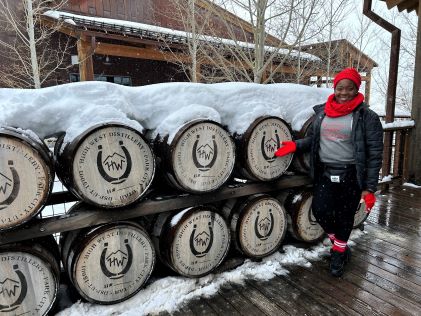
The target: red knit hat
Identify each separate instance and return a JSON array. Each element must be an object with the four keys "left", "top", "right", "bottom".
[{"left": 333, "top": 68, "right": 361, "bottom": 89}]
